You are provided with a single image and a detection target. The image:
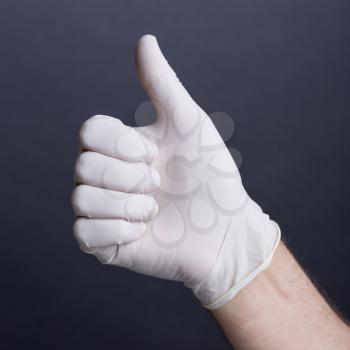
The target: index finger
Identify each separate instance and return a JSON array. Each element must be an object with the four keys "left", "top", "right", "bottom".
[{"left": 80, "top": 115, "right": 158, "bottom": 163}]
